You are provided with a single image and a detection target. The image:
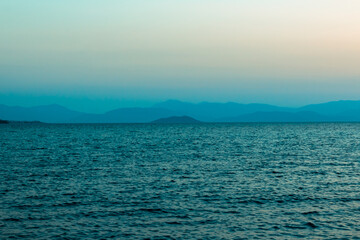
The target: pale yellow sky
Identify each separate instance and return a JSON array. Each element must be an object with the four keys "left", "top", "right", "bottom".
[{"left": 1, "top": 0, "right": 360, "bottom": 107}]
